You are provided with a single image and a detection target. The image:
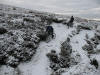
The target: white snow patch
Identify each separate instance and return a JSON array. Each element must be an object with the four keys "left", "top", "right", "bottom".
[{"left": 0, "top": 66, "right": 14, "bottom": 75}]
